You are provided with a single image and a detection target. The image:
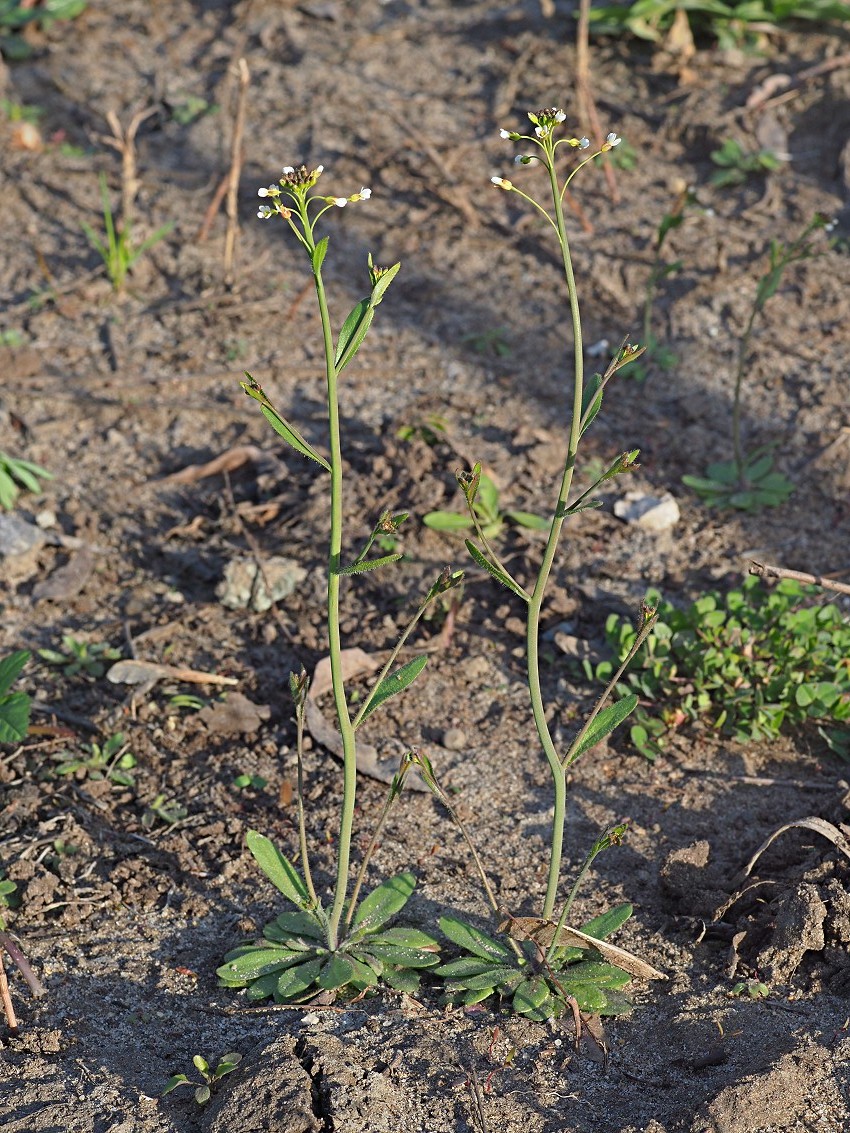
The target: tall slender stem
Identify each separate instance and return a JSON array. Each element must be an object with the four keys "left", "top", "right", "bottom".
[
  {"left": 311, "top": 261, "right": 358, "bottom": 950},
  {"left": 526, "top": 152, "right": 586, "bottom": 920}
]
